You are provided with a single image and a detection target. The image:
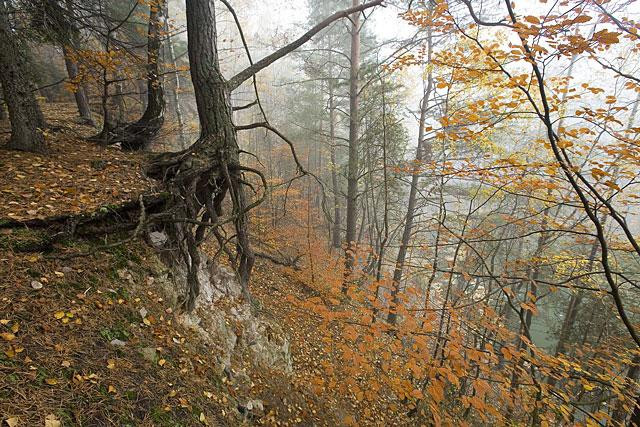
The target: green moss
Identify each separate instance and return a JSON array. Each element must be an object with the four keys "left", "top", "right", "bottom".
[
  {"left": 100, "top": 324, "right": 131, "bottom": 342},
  {"left": 150, "top": 407, "right": 185, "bottom": 426},
  {"left": 0, "top": 229, "right": 52, "bottom": 252}
]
